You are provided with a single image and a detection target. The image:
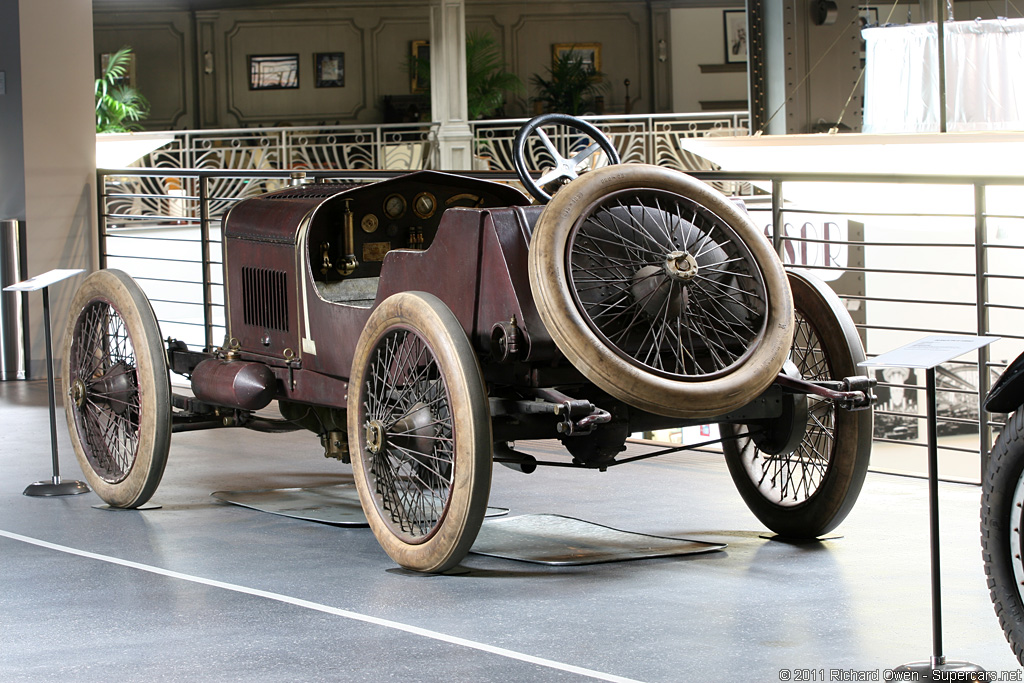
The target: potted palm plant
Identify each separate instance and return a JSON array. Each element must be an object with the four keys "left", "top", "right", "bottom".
[
  {"left": 407, "top": 30, "right": 525, "bottom": 120},
  {"left": 531, "top": 52, "right": 607, "bottom": 116},
  {"left": 95, "top": 46, "right": 150, "bottom": 133}
]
